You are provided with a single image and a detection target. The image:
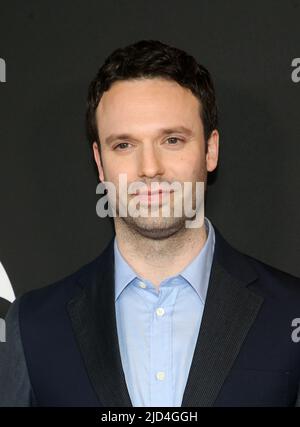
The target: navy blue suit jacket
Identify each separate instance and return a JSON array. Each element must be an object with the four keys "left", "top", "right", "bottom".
[{"left": 1, "top": 224, "right": 300, "bottom": 407}]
